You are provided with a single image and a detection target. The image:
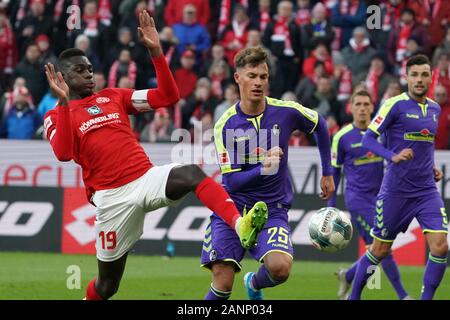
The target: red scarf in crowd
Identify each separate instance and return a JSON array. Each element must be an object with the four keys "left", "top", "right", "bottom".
[
  {"left": 332, "top": 0, "right": 359, "bottom": 50},
  {"left": 295, "top": 8, "right": 311, "bottom": 26},
  {"left": 366, "top": 68, "right": 381, "bottom": 105},
  {"left": 273, "top": 16, "right": 293, "bottom": 56},
  {"left": 108, "top": 60, "right": 137, "bottom": 88},
  {"left": 423, "top": 0, "right": 441, "bottom": 19},
  {"left": 429, "top": 66, "right": 450, "bottom": 99},
  {"left": 337, "top": 67, "right": 352, "bottom": 102},
  {"left": 396, "top": 23, "right": 412, "bottom": 62},
  {"left": 0, "top": 19, "right": 17, "bottom": 73},
  {"left": 218, "top": 0, "right": 248, "bottom": 35},
  {"left": 382, "top": 1, "right": 402, "bottom": 31},
  {"left": 259, "top": 9, "right": 271, "bottom": 32}
]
